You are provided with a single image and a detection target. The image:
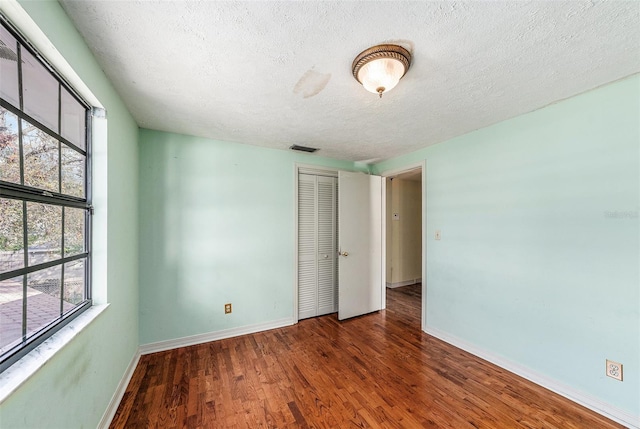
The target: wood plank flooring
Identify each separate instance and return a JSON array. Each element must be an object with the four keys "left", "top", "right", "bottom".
[{"left": 111, "top": 284, "right": 623, "bottom": 428}]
